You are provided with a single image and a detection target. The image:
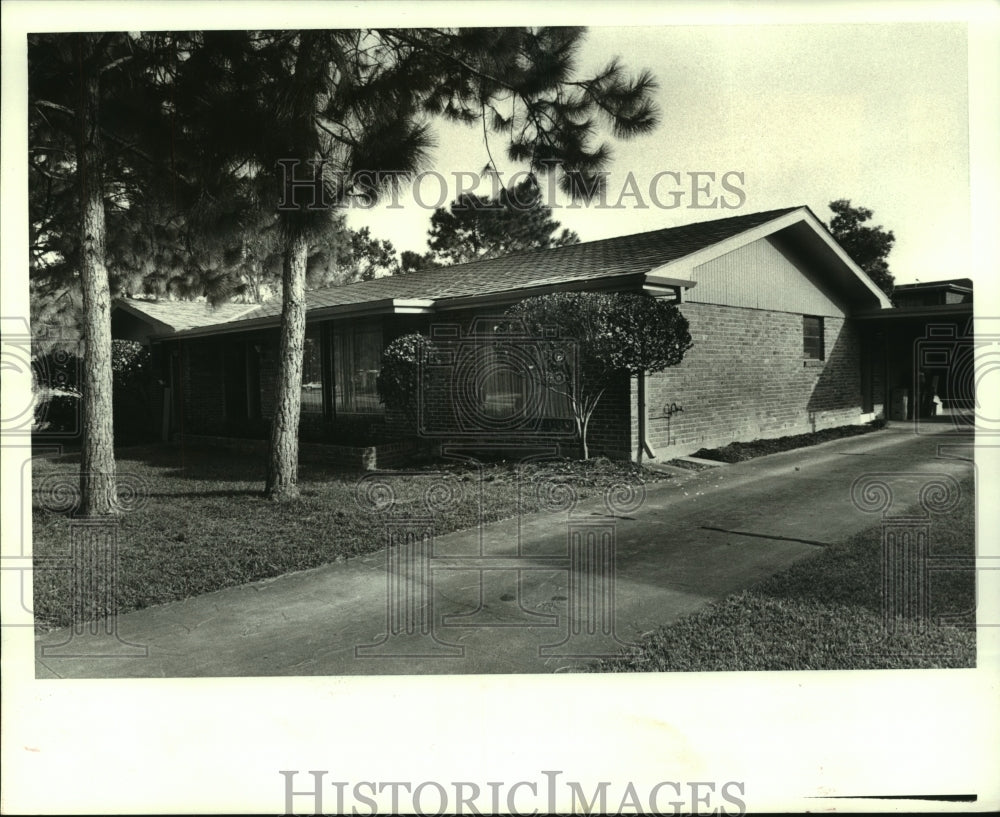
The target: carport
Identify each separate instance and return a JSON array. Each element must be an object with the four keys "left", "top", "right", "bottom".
[{"left": 854, "top": 301, "right": 974, "bottom": 423}]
